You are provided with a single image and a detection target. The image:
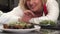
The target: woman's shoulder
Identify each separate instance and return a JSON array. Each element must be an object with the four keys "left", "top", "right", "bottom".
[
  {"left": 10, "top": 6, "right": 23, "bottom": 12},
  {"left": 47, "top": 0, "right": 57, "bottom": 2},
  {"left": 12, "top": 6, "right": 21, "bottom": 11}
]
